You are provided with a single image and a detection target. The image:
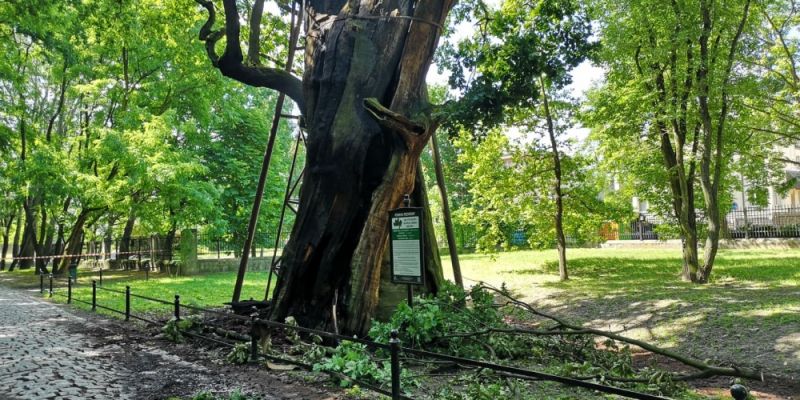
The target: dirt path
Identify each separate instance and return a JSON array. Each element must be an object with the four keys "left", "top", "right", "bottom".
[{"left": 0, "top": 285, "right": 339, "bottom": 400}]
